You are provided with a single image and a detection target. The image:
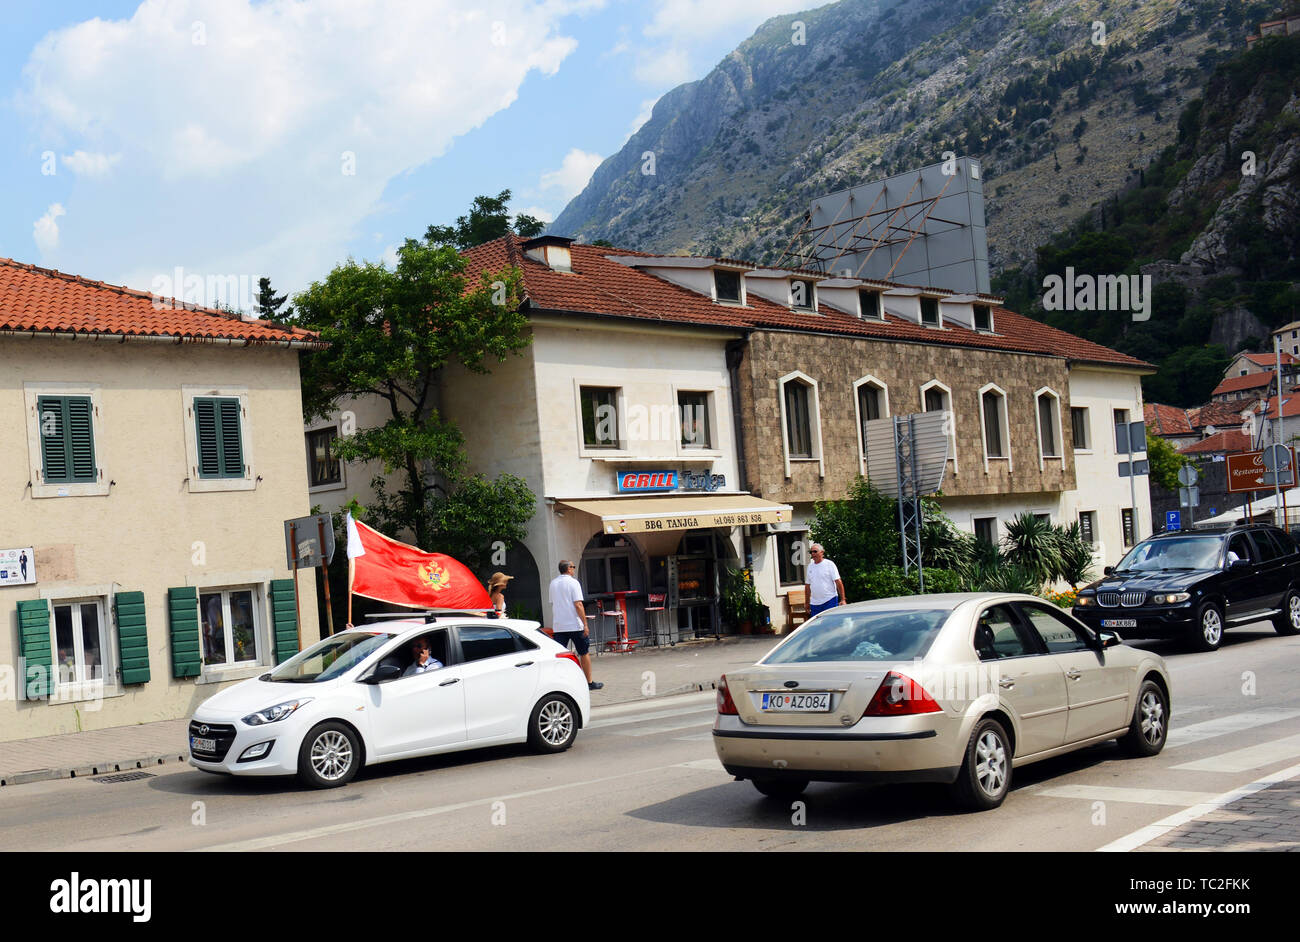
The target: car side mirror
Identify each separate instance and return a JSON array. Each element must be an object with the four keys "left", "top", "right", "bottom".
[
  {"left": 362, "top": 664, "right": 402, "bottom": 684},
  {"left": 1098, "top": 630, "right": 1122, "bottom": 649},
  {"left": 1230, "top": 558, "right": 1251, "bottom": 569},
  {"left": 1103, "top": 566, "right": 1114, "bottom": 576}
]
